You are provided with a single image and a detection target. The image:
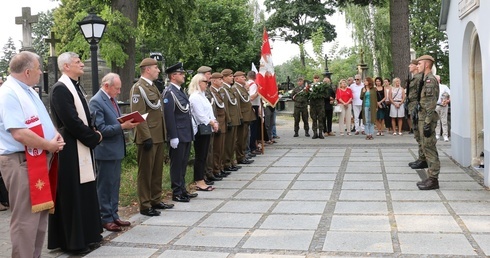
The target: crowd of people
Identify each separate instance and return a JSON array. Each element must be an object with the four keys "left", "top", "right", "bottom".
[
  {"left": 291, "top": 67, "right": 450, "bottom": 142},
  {"left": 0, "top": 50, "right": 449, "bottom": 257}
]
